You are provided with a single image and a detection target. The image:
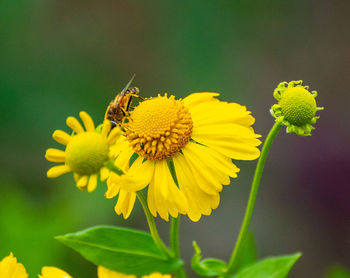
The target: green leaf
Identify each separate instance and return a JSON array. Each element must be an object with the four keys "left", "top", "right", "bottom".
[
  {"left": 56, "top": 226, "right": 182, "bottom": 276},
  {"left": 325, "top": 264, "right": 350, "bottom": 278},
  {"left": 233, "top": 232, "right": 258, "bottom": 272},
  {"left": 233, "top": 253, "right": 301, "bottom": 278},
  {"left": 191, "top": 241, "right": 227, "bottom": 276}
]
